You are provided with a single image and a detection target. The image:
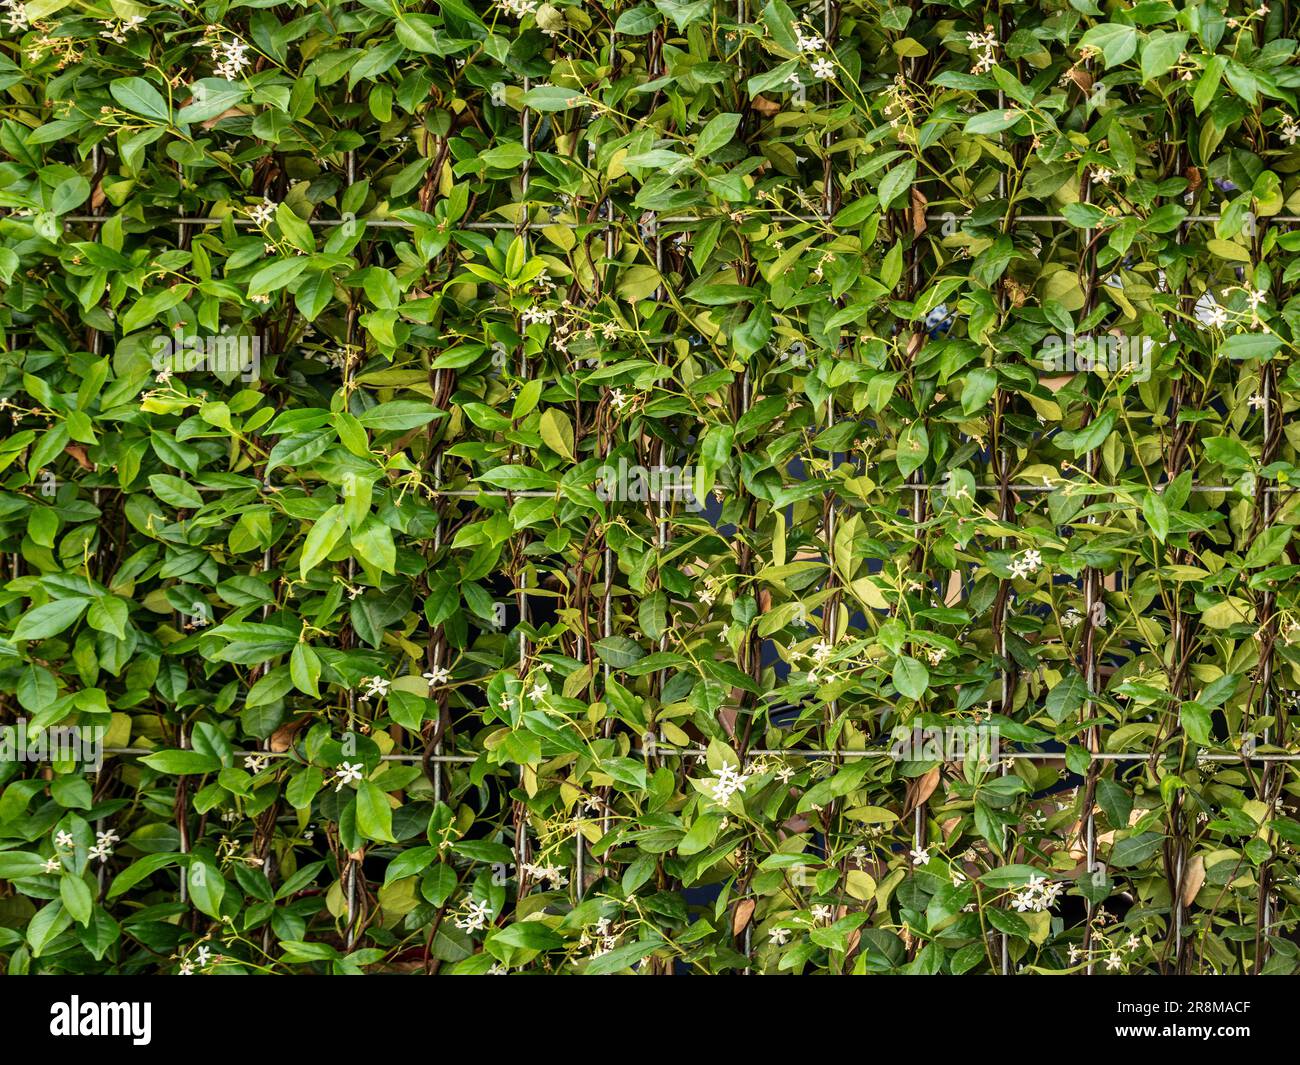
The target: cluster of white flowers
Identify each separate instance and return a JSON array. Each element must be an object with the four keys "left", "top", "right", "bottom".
[
  {"left": 965, "top": 26, "right": 999, "bottom": 75},
  {"left": 794, "top": 24, "right": 836, "bottom": 81},
  {"left": 1061, "top": 607, "right": 1083, "bottom": 630},
  {"left": 212, "top": 36, "right": 251, "bottom": 79},
  {"left": 522, "top": 861, "right": 569, "bottom": 889},
  {"left": 1010, "top": 874, "right": 1064, "bottom": 912},
  {"left": 333, "top": 761, "right": 364, "bottom": 791},
  {"left": 697, "top": 575, "right": 722, "bottom": 606},
  {"left": 454, "top": 899, "right": 493, "bottom": 932},
  {"left": 2, "top": 0, "right": 27, "bottom": 33},
  {"left": 882, "top": 74, "right": 913, "bottom": 129},
  {"left": 706, "top": 762, "right": 763, "bottom": 805},
  {"left": 99, "top": 16, "right": 145, "bottom": 43},
  {"left": 521, "top": 305, "right": 556, "bottom": 326},
  {"left": 1009, "top": 549, "right": 1042, "bottom": 580},
  {"left": 926, "top": 646, "right": 947, "bottom": 666}
]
